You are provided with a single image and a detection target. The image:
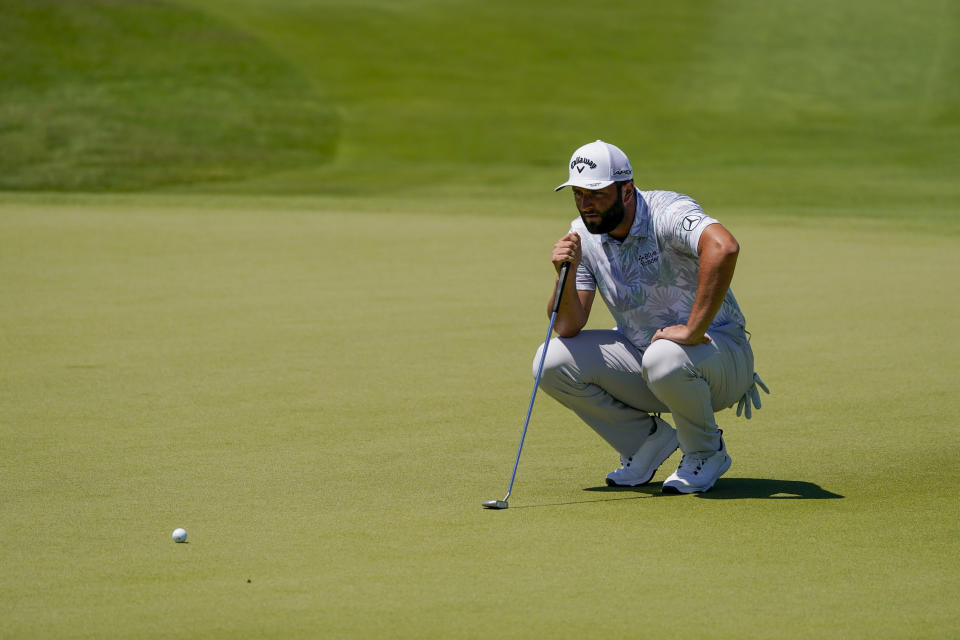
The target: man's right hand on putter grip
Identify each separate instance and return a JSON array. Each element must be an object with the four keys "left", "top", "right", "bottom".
[{"left": 552, "top": 232, "right": 581, "bottom": 272}]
